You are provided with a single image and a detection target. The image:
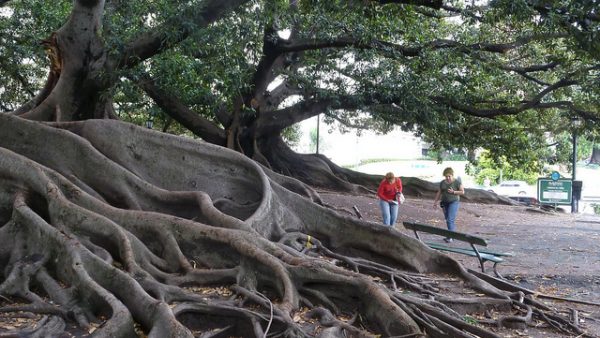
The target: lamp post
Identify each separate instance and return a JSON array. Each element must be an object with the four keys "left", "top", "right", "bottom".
[
  {"left": 571, "top": 116, "right": 582, "bottom": 213},
  {"left": 315, "top": 114, "right": 320, "bottom": 154}
]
